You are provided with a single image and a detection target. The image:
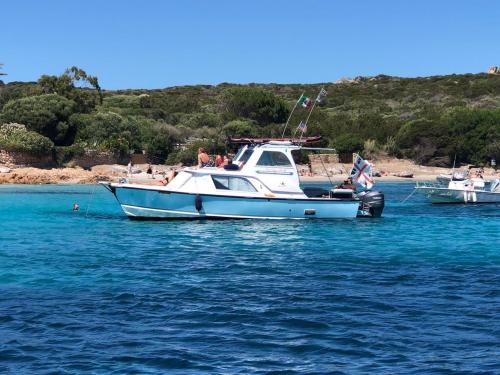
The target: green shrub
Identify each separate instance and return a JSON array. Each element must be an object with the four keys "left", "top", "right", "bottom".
[
  {"left": 0, "top": 123, "right": 54, "bottom": 155},
  {"left": 330, "top": 134, "right": 364, "bottom": 154},
  {"left": 222, "top": 120, "right": 257, "bottom": 138},
  {"left": 72, "top": 111, "right": 140, "bottom": 154},
  {"left": 54, "top": 144, "right": 86, "bottom": 165},
  {"left": 142, "top": 123, "right": 182, "bottom": 164},
  {"left": 383, "top": 136, "right": 400, "bottom": 156},
  {"left": 221, "top": 87, "right": 288, "bottom": 125},
  {"left": 1, "top": 94, "right": 76, "bottom": 145}
]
